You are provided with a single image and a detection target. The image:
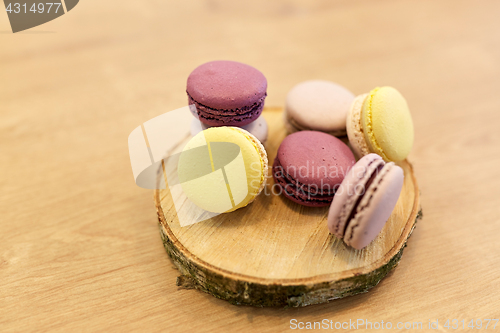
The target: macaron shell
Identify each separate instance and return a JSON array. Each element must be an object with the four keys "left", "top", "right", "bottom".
[
  {"left": 344, "top": 163, "right": 404, "bottom": 250},
  {"left": 187, "top": 60, "right": 267, "bottom": 110},
  {"left": 241, "top": 115, "right": 268, "bottom": 145},
  {"left": 190, "top": 115, "right": 268, "bottom": 145},
  {"left": 231, "top": 127, "right": 269, "bottom": 204},
  {"left": 284, "top": 112, "right": 347, "bottom": 137},
  {"left": 284, "top": 80, "right": 354, "bottom": 135},
  {"left": 361, "top": 87, "right": 414, "bottom": 162},
  {"left": 346, "top": 93, "right": 370, "bottom": 158},
  {"left": 327, "top": 153, "right": 384, "bottom": 237}
]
